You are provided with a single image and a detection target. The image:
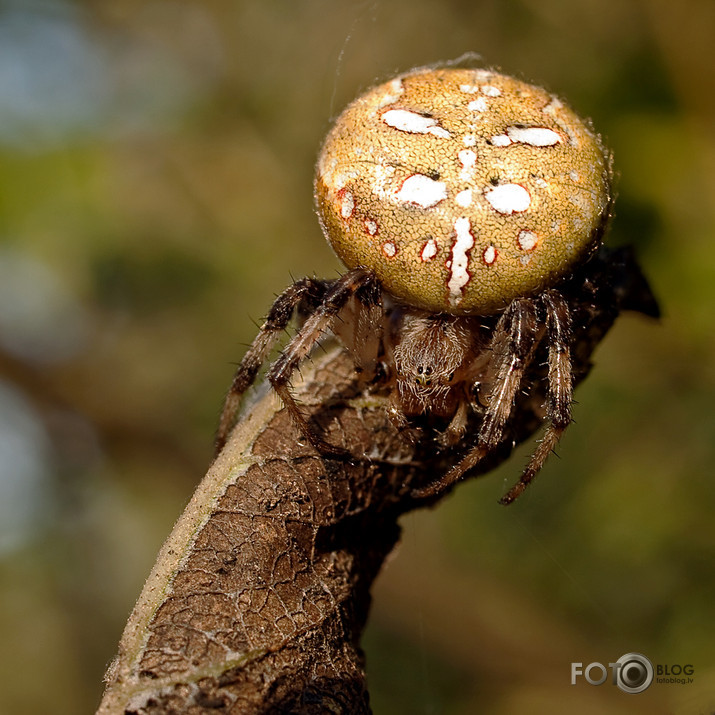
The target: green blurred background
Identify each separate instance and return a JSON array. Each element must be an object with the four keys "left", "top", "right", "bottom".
[{"left": 0, "top": 1, "right": 713, "bottom": 713}]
